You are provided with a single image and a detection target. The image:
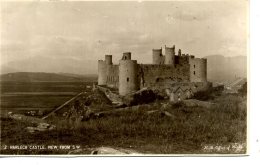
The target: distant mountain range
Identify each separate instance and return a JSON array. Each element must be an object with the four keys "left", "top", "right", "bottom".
[
  {"left": 0, "top": 56, "right": 97, "bottom": 75},
  {"left": 205, "top": 55, "right": 247, "bottom": 82},
  {"left": 0, "top": 72, "right": 97, "bottom": 82},
  {"left": 0, "top": 55, "right": 247, "bottom": 82}
]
